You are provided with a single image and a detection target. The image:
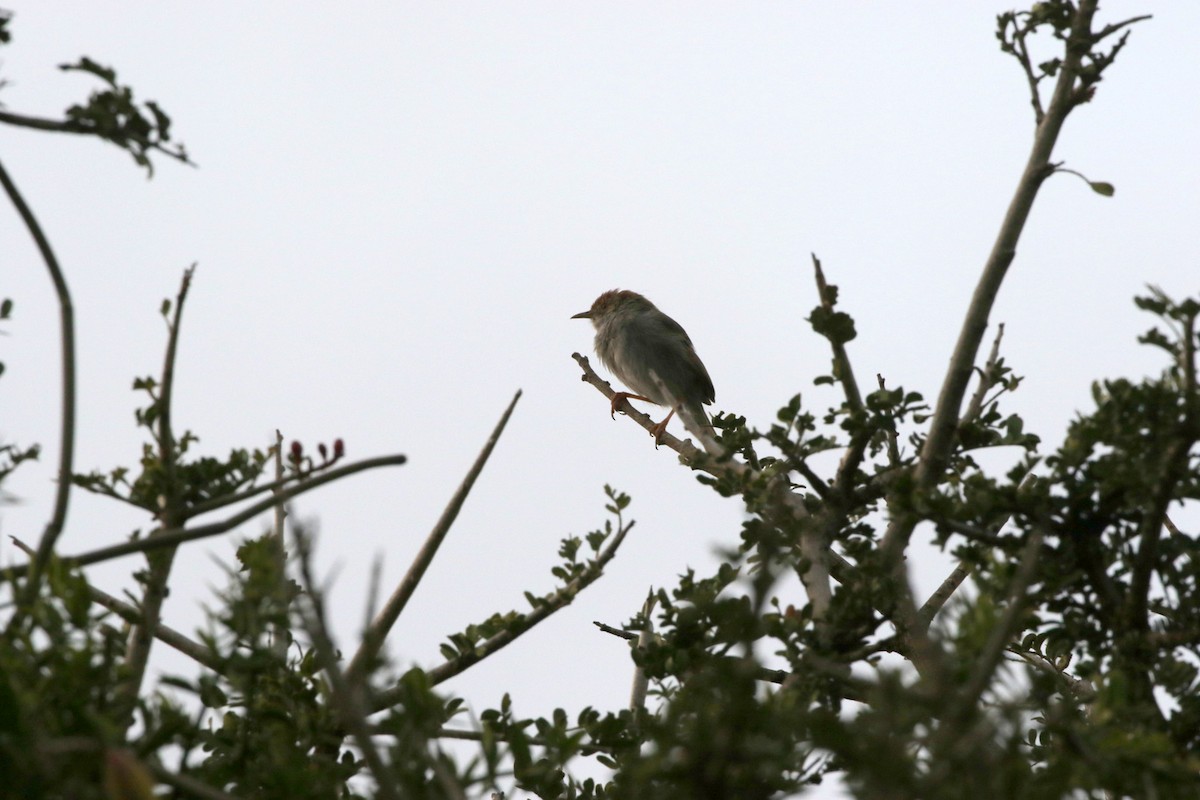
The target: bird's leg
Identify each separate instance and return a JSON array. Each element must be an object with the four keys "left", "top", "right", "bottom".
[
  {"left": 610, "top": 391, "right": 653, "bottom": 420},
  {"left": 649, "top": 409, "right": 676, "bottom": 444}
]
